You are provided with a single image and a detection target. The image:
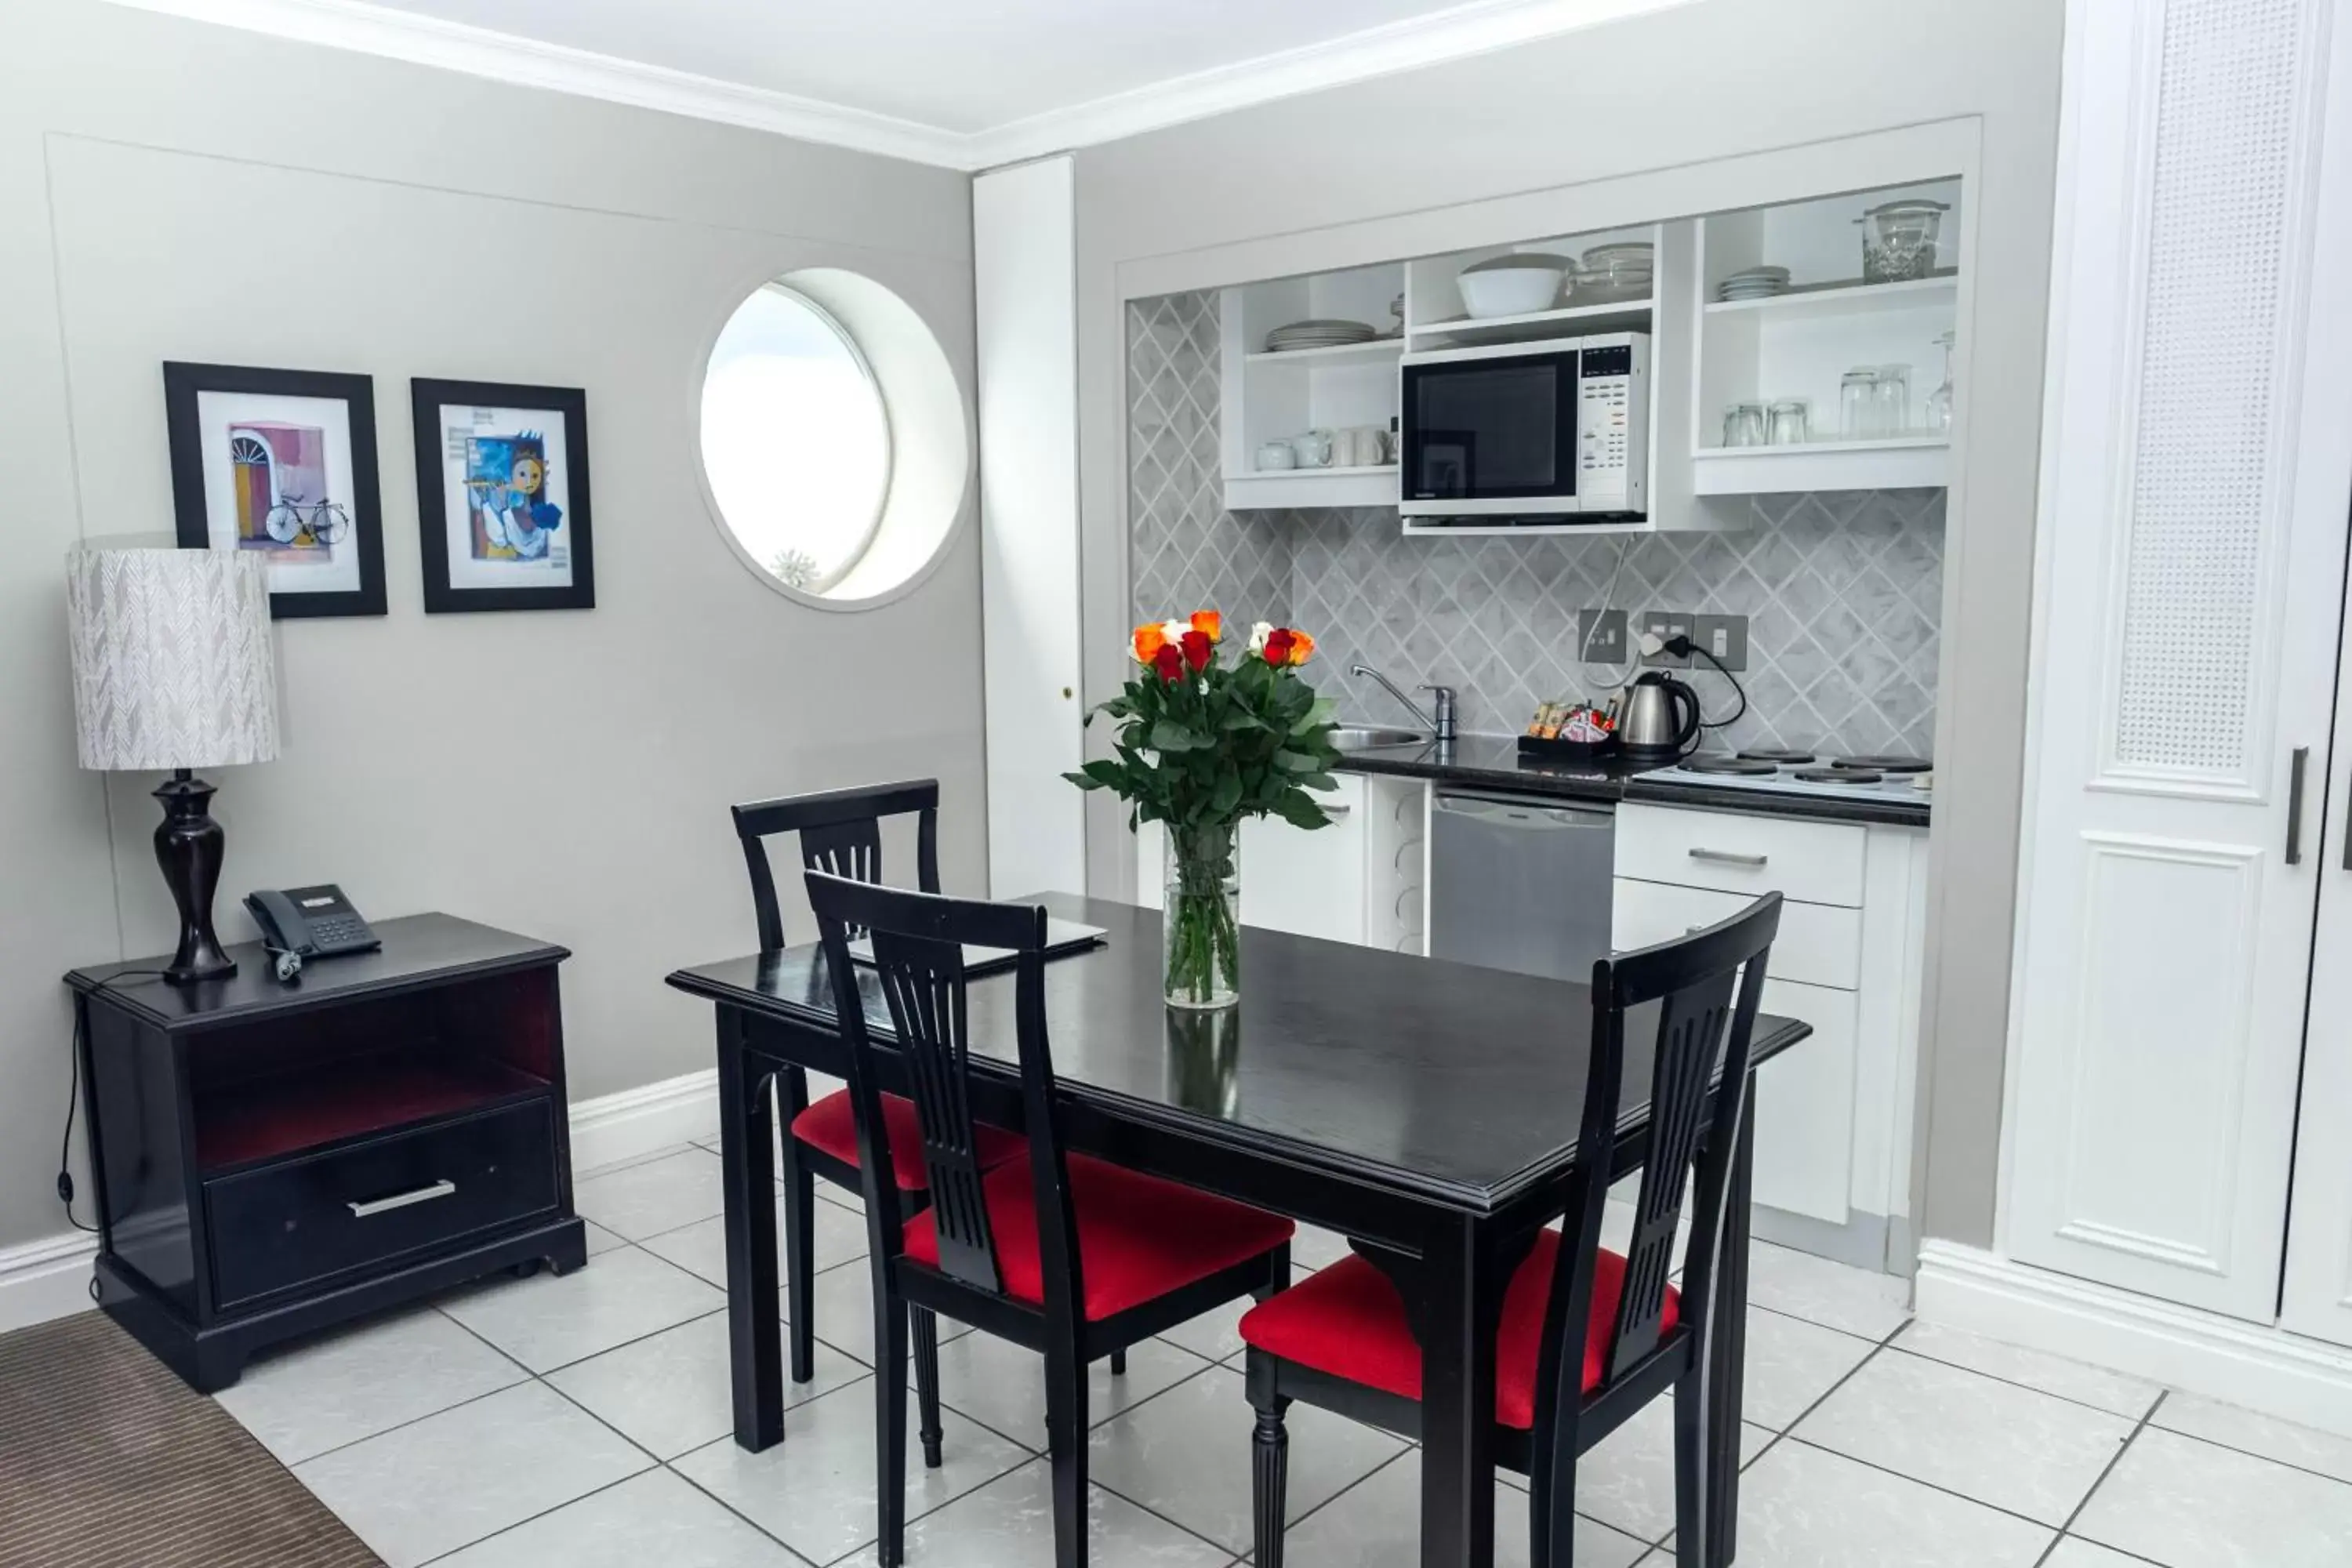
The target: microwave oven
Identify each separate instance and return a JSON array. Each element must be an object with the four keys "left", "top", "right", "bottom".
[{"left": 1397, "top": 332, "right": 1650, "bottom": 521}]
